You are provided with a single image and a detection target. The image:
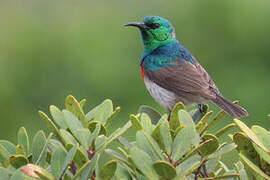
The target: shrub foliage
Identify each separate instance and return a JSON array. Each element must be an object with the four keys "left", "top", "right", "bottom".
[{"left": 0, "top": 95, "right": 269, "bottom": 180}]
